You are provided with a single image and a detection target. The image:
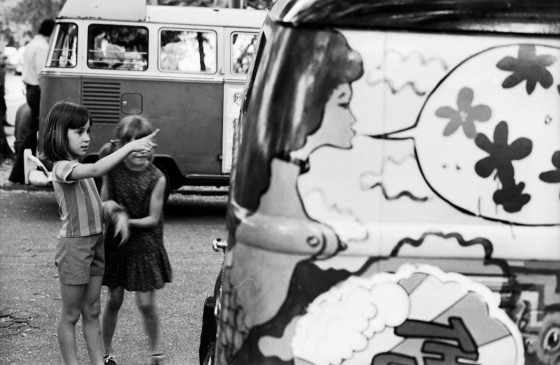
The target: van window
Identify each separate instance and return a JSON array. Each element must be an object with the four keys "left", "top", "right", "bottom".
[
  {"left": 87, "top": 24, "right": 148, "bottom": 71},
  {"left": 159, "top": 29, "right": 217, "bottom": 73},
  {"left": 231, "top": 32, "right": 258, "bottom": 74},
  {"left": 47, "top": 23, "right": 78, "bottom": 68},
  {"left": 241, "top": 34, "right": 265, "bottom": 115}
]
